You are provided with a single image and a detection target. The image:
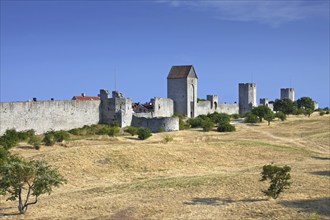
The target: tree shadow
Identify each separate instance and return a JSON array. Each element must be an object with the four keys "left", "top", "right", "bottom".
[
  {"left": 16, "top": 145, "right": 34, "bottom": 150},
  {"left": 311, "top": 156, "right": 330, "bottom": 160},
  {"left": 309, "top": 171, "right": 330, "bottom": 177},
  {"left": 0, "top": 207, "right": 21, "bottom": 216},
  {"left": 184, "top": 197, "right": 267, "bottom": 206},
  {"left": 279, "top": 197, "right": 330, "bottom": 217}
]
